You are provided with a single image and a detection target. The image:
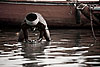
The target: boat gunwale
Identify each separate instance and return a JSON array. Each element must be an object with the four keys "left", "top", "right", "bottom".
[
  {"left": 0, "top": 1, "right": 99, "bottom": 6},
  {"left": 0, "top": 1, "right": 74, "bottom": 6}
]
